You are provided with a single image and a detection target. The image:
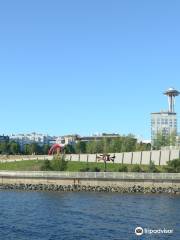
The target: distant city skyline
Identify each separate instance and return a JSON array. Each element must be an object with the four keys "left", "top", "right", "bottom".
[{"left": 0, "top": 1, "right": 180, "bottom": 139}]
